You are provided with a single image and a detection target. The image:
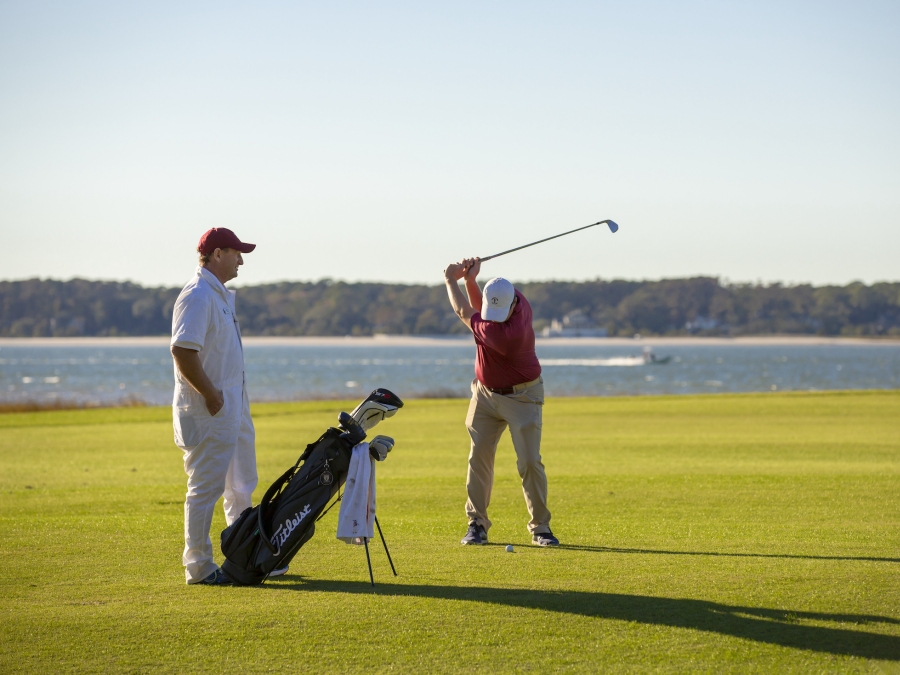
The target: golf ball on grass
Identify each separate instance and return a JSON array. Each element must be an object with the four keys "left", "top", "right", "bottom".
[{"left": 506, "top": 544, "right": 514, "bottom": 553}]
